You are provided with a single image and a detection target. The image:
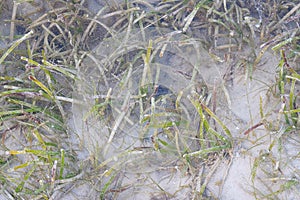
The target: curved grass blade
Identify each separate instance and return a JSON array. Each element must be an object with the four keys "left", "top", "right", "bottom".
[
  {"left": 0, "top": 30, "right": 34, "bottom": 65},
  {"left": 28, "top": 75, "right": 54, "bottom": 99},
  {"left": 200, "top": 103, "right": 232, "bottom": 139}
]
